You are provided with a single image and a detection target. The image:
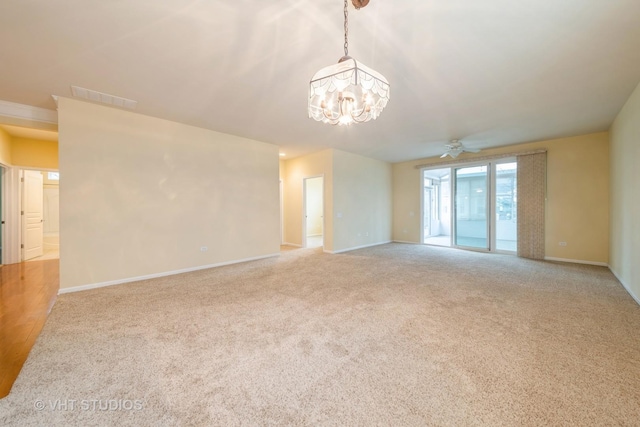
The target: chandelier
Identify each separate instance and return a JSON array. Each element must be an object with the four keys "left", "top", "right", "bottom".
[{"left": 308, "top": 0, "right": 390, "bottom": 125}]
